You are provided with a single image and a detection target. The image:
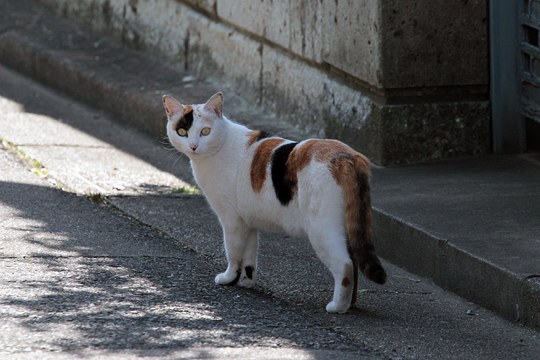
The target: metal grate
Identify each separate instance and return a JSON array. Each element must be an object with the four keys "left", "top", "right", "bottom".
[{"left": 522, "top": 0, "right": 540, "bottom": 123}]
